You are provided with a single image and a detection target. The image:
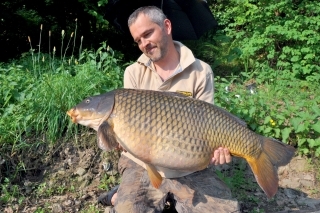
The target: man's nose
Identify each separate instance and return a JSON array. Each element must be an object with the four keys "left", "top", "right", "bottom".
[{"left": 140, "top": 38, "right": 149, "bottom": 49}]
